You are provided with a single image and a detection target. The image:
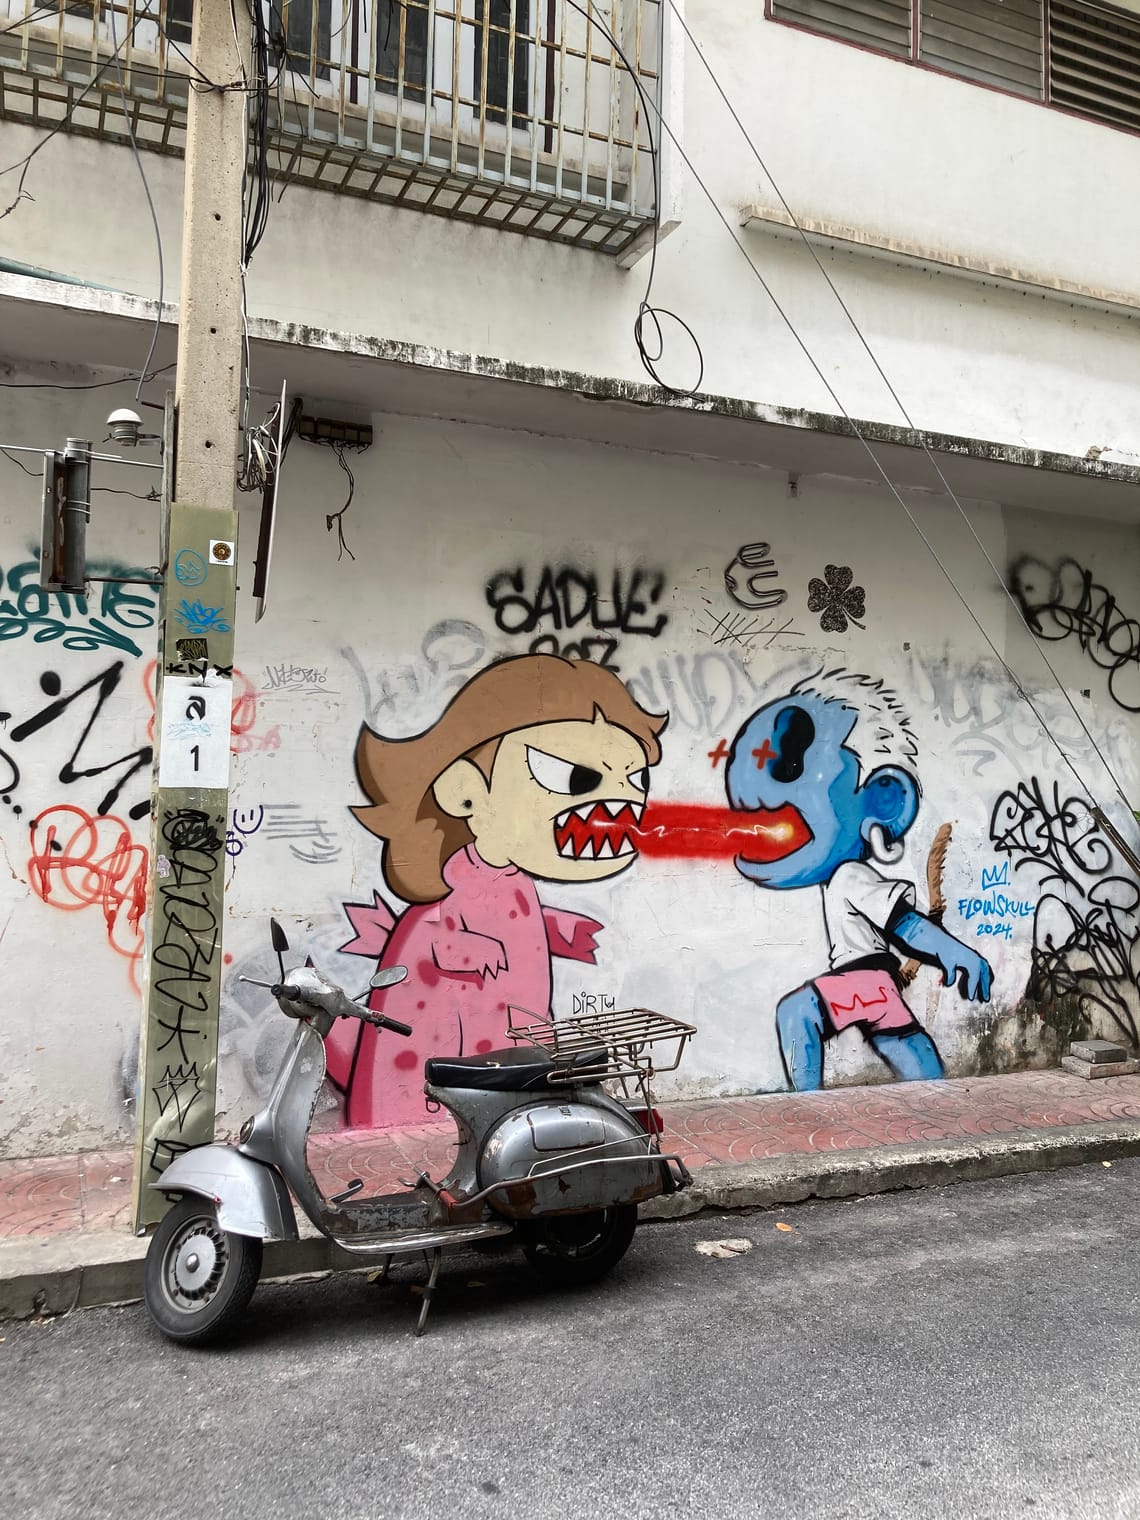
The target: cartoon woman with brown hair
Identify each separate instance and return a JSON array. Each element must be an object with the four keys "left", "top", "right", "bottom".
[{"left": 325, "top": 654, "right": 667, "bottom": 1128}]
